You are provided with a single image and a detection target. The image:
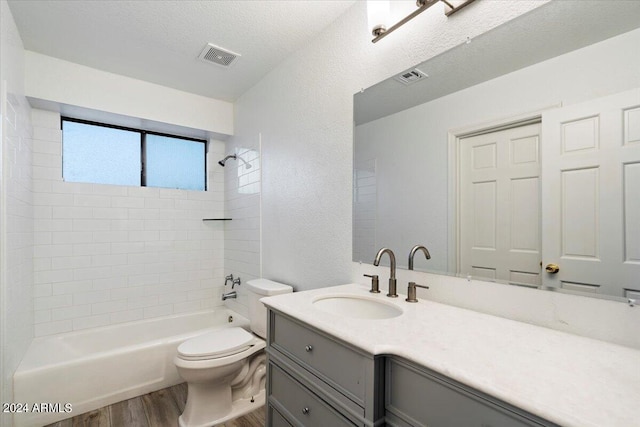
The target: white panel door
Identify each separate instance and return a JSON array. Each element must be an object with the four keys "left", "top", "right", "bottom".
[
  {"left": 541, "top": 88, "right": 640, "bottom": 297},
  {"left": 459, "top": 123, "right": 542, "bottom": 286}
]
